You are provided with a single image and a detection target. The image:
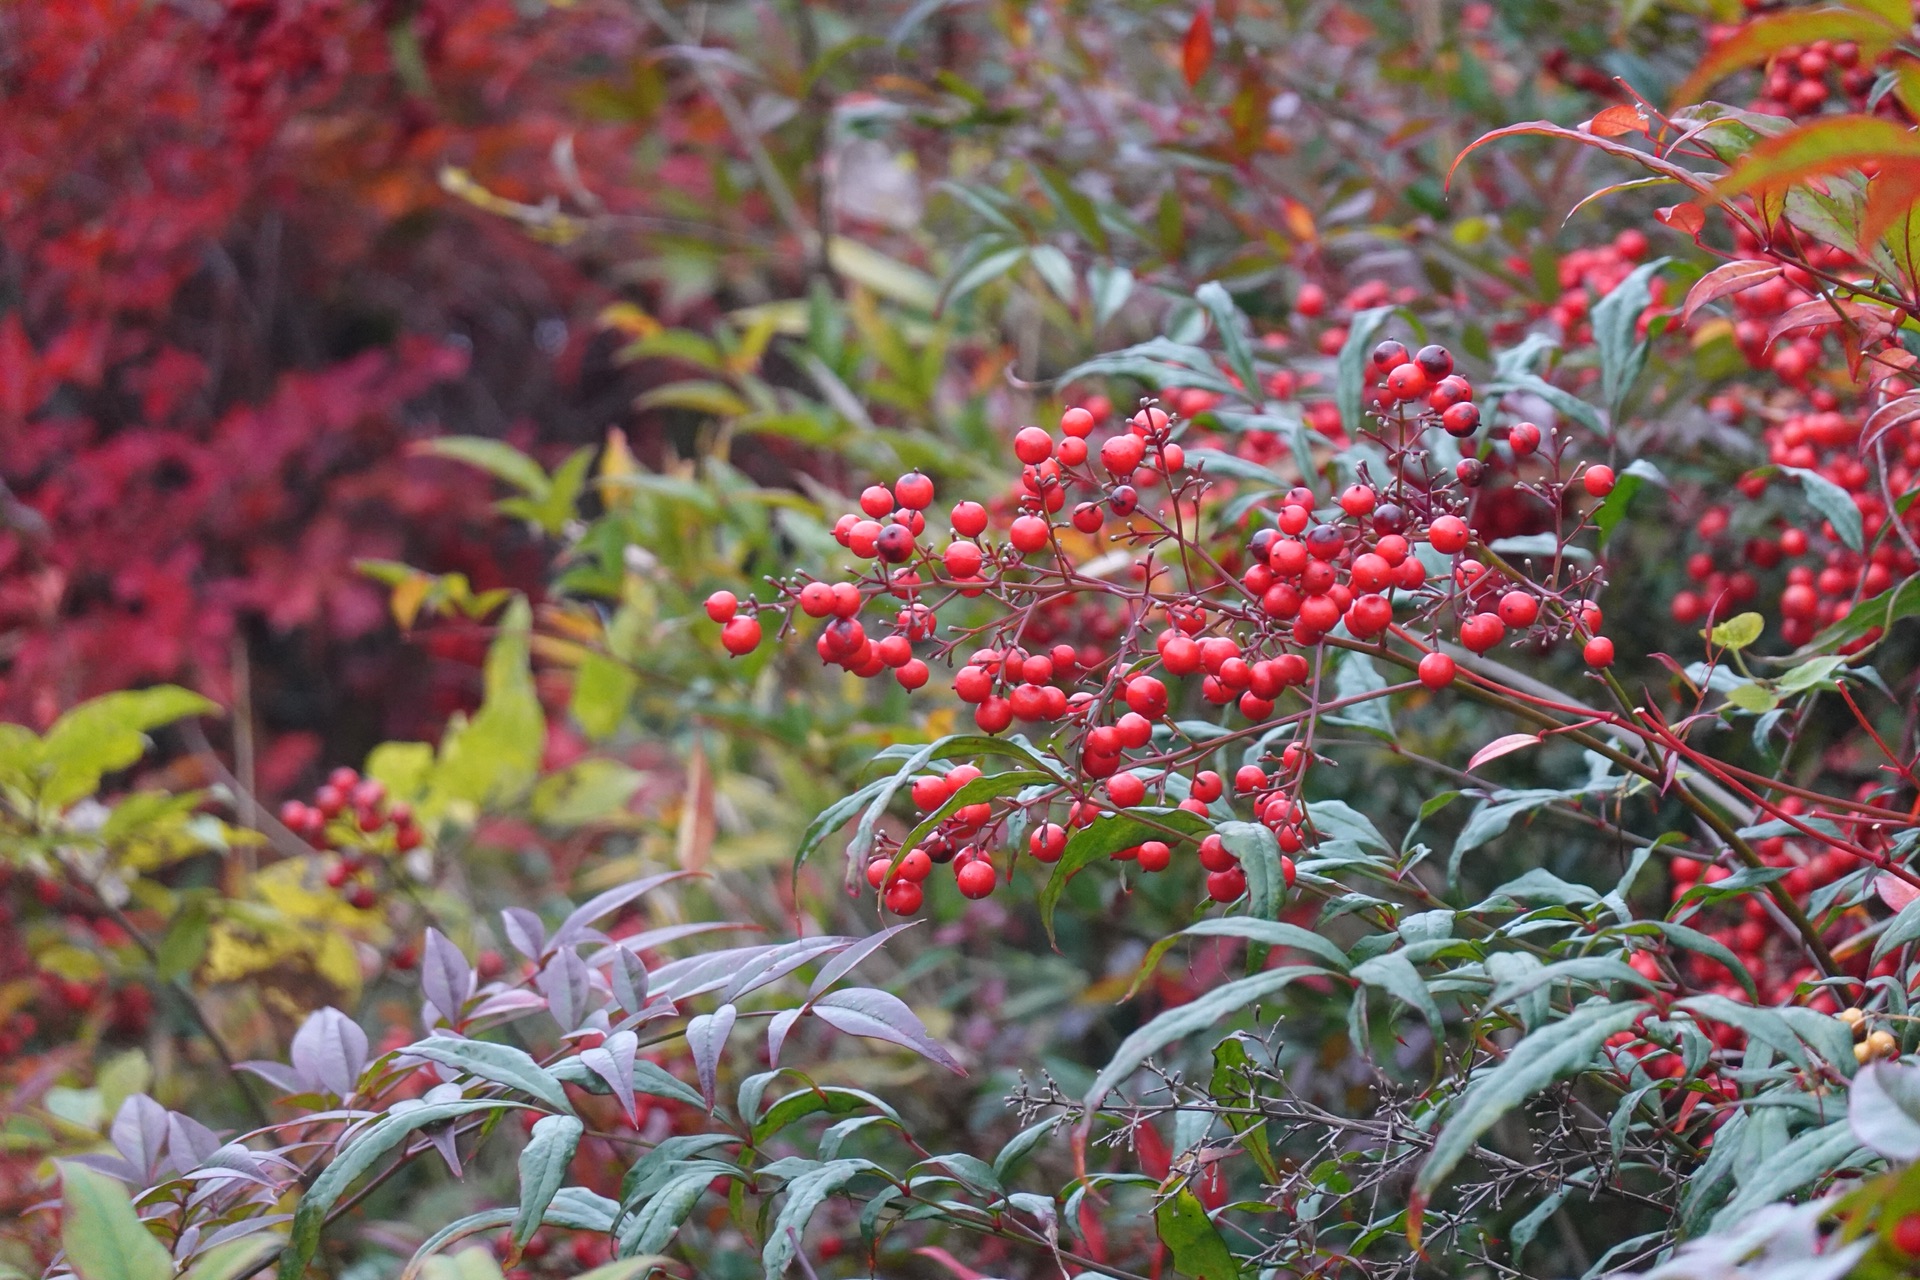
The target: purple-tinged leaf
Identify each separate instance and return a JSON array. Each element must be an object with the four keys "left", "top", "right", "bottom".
[
  {"left": 608, "top": 948, "right": 649, "bottom": 1013},
  {"left": 807, "top": 922, "right": 919, "bottom": 999},
  {"left": 649, "top": 946, "right": 778, "bottom": 1001},
  {"left": 421, "top": 929, "right": 476, "bottom": 1027},
  {"left": 501, "top": 908, "right": 546, "bottom": 960},
  {"left": 110, "top": 1095, "right": 171, "bottom": 1181},
  {"left": 423, "top": 1124, "right": 464, "bottom": 1177},
  {"left": 580, "top": 1030, "right": 640, "bottom": 1124},
  {"left": 611, "top": 994, "right": 679, "bottom": 1034},
  {"left": 811, "top": 989, "right": 963, "bottom": 1074},
  {"left": 686, "top": 1005, "right": 738, "bottom": 1108},
  {"left": 593, "top": 922, "right": 759, "bottom": 966},
  {"left": 467, "top": 989, "right": 550, "bottom": 1022},
  {"left": 766, "top": 1008, "right": 804, "bottom": 1067},
  {"left": 64, "top": 1152, "right": 142, "bottom": 1182},
  {"left": 290, "top": 1008, "right": 369, "bottom": 1097},
  {"left": 167, "top": 1113, "right": 223, "bottom": 1168},
  {"left": 538, "top": 949, "right": 594, "bottom": 1030},
  {"left": 550, "top": 871, "right": 693, "bottom": 949},
  {"left": 722, "top": 936, "right": 852, "bottom": 1004}
]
